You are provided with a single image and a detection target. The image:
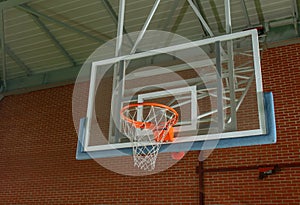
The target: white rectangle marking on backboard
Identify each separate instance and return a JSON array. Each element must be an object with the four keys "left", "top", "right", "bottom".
[{"left": 138, "top": 86, "right": 197, "bottom": 132}]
